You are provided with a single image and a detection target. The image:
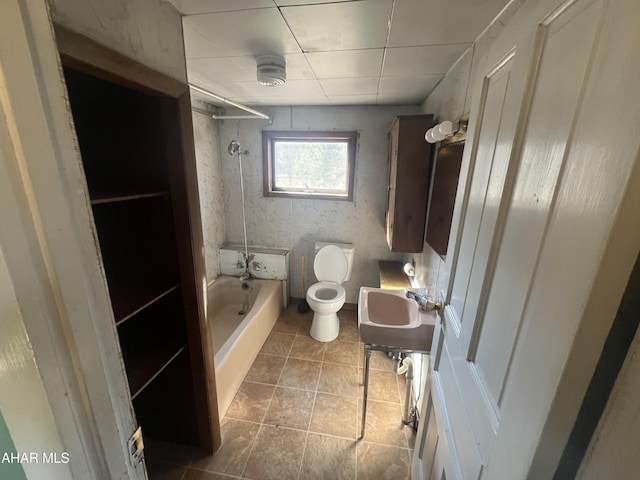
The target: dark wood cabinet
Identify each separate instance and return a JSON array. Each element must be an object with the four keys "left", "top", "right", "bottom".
[
  {"left": 58, "top": 26, "right": 219, "bottom": 453},
  {"left": 385, "top": 115, "right": 434, "bottom": 253},
  {"left": 425, "top": 142, "right": 465, "bottom": 257}
]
